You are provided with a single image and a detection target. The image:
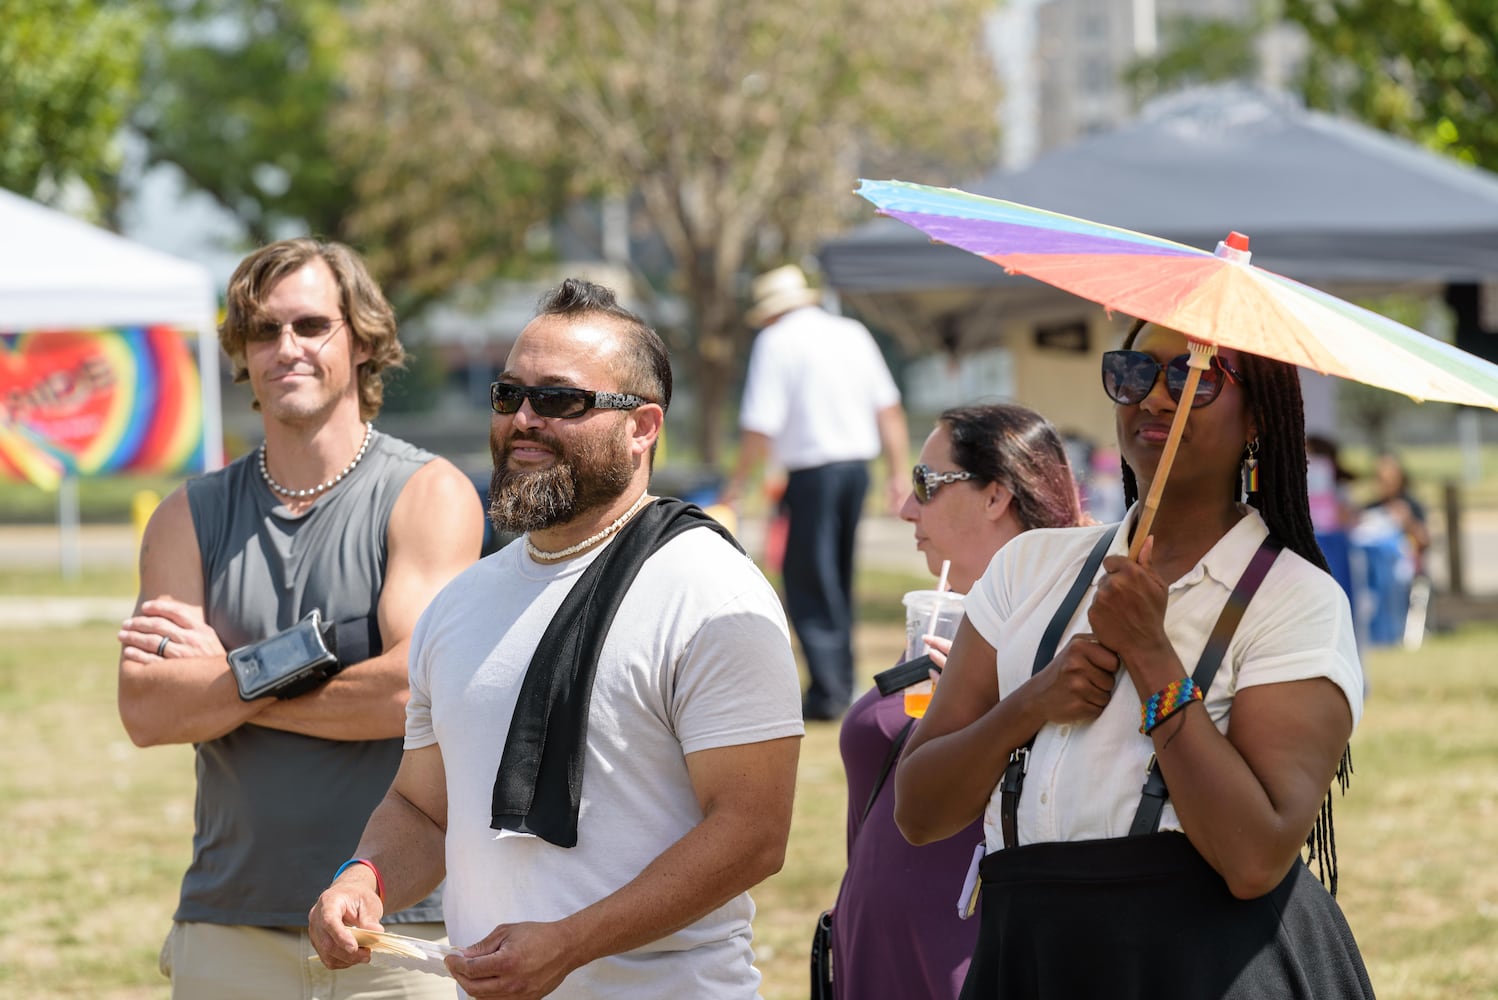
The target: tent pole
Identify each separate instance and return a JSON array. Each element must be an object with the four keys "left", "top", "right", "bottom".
[
  {"left": 58, "top": 474, "right": 81, "bottom": 581},
  {"left": 196, "top": 315, "right": 224, "bottom": 471},
  {"left": 1459, "top": 407, "right": 1481, "bottom": 485}
]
